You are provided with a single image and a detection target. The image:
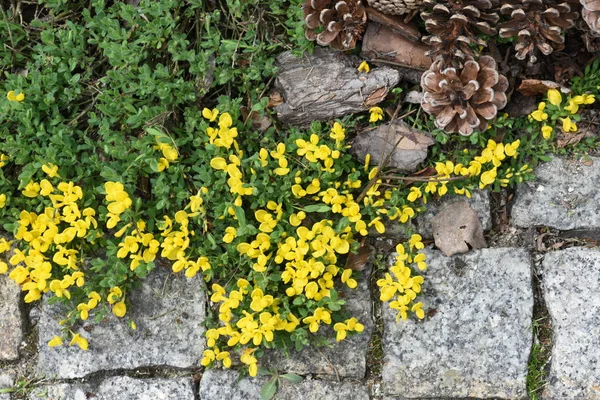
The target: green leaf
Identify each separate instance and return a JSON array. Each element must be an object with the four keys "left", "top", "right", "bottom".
[
  {"left": 235, "top": 206, "right": 247, "bottom": 228},
  {"left": 279, "top": 373, "right": 303, "bottom": 384},
  {"left": 260, "top": 376, "right": 278, "bottom": 400},
  {"left": 302, "top": 204, "right": 331, "bottom": 213}
]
